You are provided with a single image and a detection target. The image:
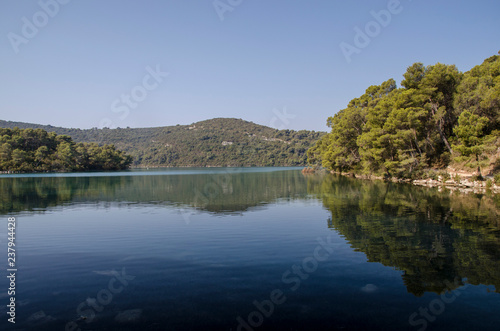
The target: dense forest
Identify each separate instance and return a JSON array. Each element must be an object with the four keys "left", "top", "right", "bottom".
[
  {"left": 0, "top": 127, "right": 132, "bottom": 172},
  {"left": 308, "top": 52, "right": 500, "bottom": 179},
  {"left": 0, "top": 118, "right": 324, "bottom": 167}
]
